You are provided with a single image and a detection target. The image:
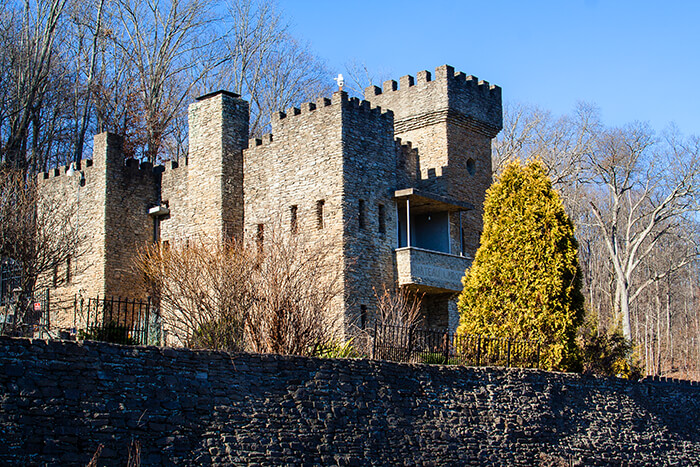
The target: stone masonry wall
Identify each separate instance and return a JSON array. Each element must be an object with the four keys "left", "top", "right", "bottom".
[
  {"left": 181, "top": 91, "right": 249, "bottom": 244},
  {"left": 159, "top": 160, "right": 190, "bottom": 245},
  {"left": 1, "top": 336, "right": 699, "bottom": 466},
  {"left": 36, "top": 134, "right": 138, "bottom": 327},
  {"left": 243, "top": 93, "right": 347, "bottom": 325},
  {"left": 244, "top": 92, "right": 400, "bottom": 331},
  {"left": 37, "top": 157, "right": 105, "bottom": 328},
  {"left": 102, "top": 135, "right": 158, "bottom": 300},
  {"left": 340, "top": 96, "right": 398, "bottom": 330},
  {"left": 37, "top": 133, "right": 161, "bottom": 323}
]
